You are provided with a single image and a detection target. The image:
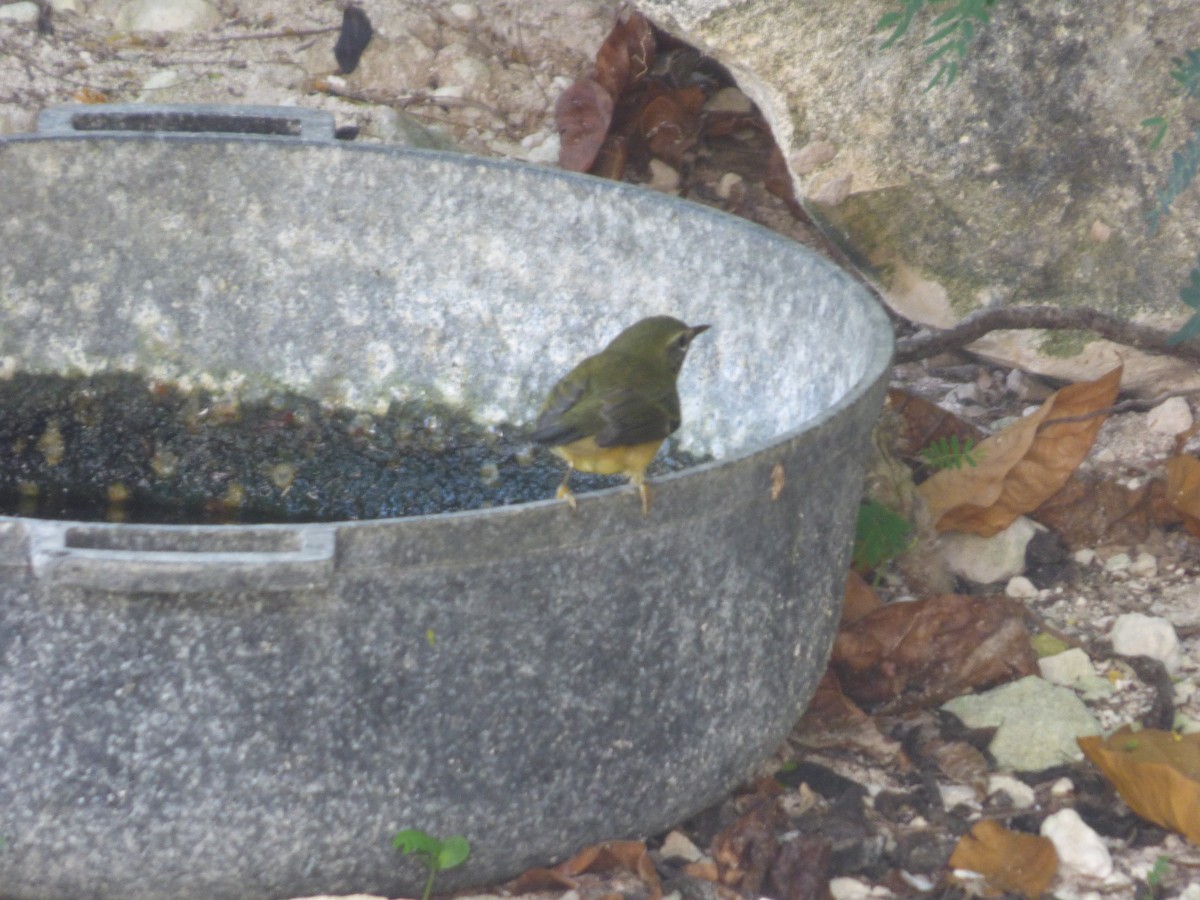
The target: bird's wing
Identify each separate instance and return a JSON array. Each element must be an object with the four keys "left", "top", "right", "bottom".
[
  {"left": 529, "top": 364, "right": 598, "bottom": 446},
  {"left": 593, "top": 385, "right": 681, "bottom": 448}
]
